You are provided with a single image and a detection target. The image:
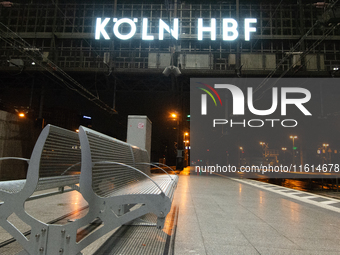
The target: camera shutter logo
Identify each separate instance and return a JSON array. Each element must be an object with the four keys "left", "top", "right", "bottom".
[{"left": 197, "top": 82, "right": 223, "bottom": 115}]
